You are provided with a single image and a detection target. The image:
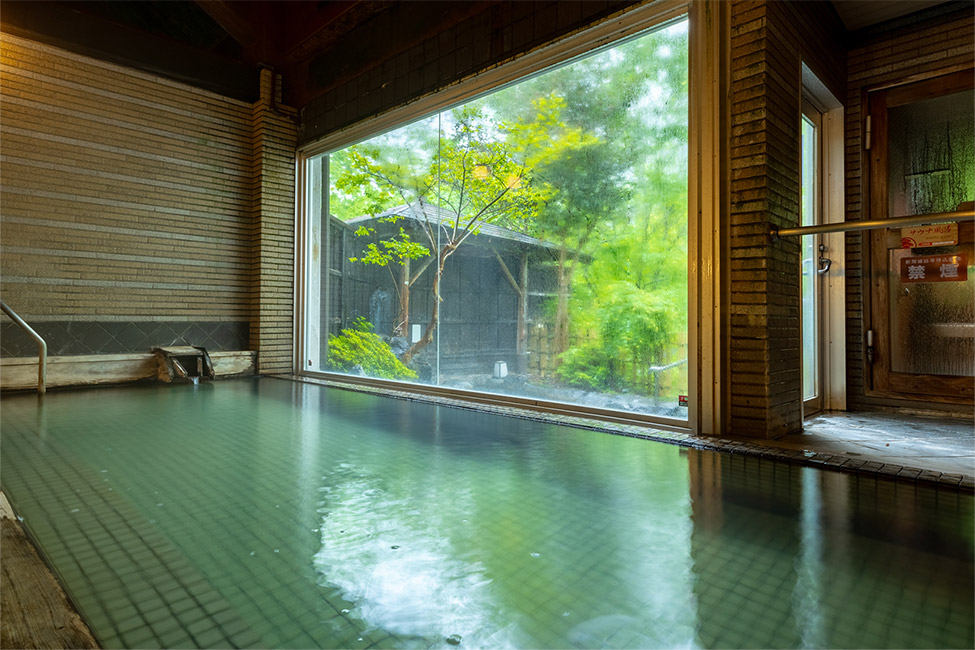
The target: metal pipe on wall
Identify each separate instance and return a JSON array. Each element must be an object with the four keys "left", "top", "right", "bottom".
[
  {"left": 770, "top": 209, "right": 975, "bottom": 240},
  {"left": 0, "top": 301, "right": 47, "bottom": 394}
]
